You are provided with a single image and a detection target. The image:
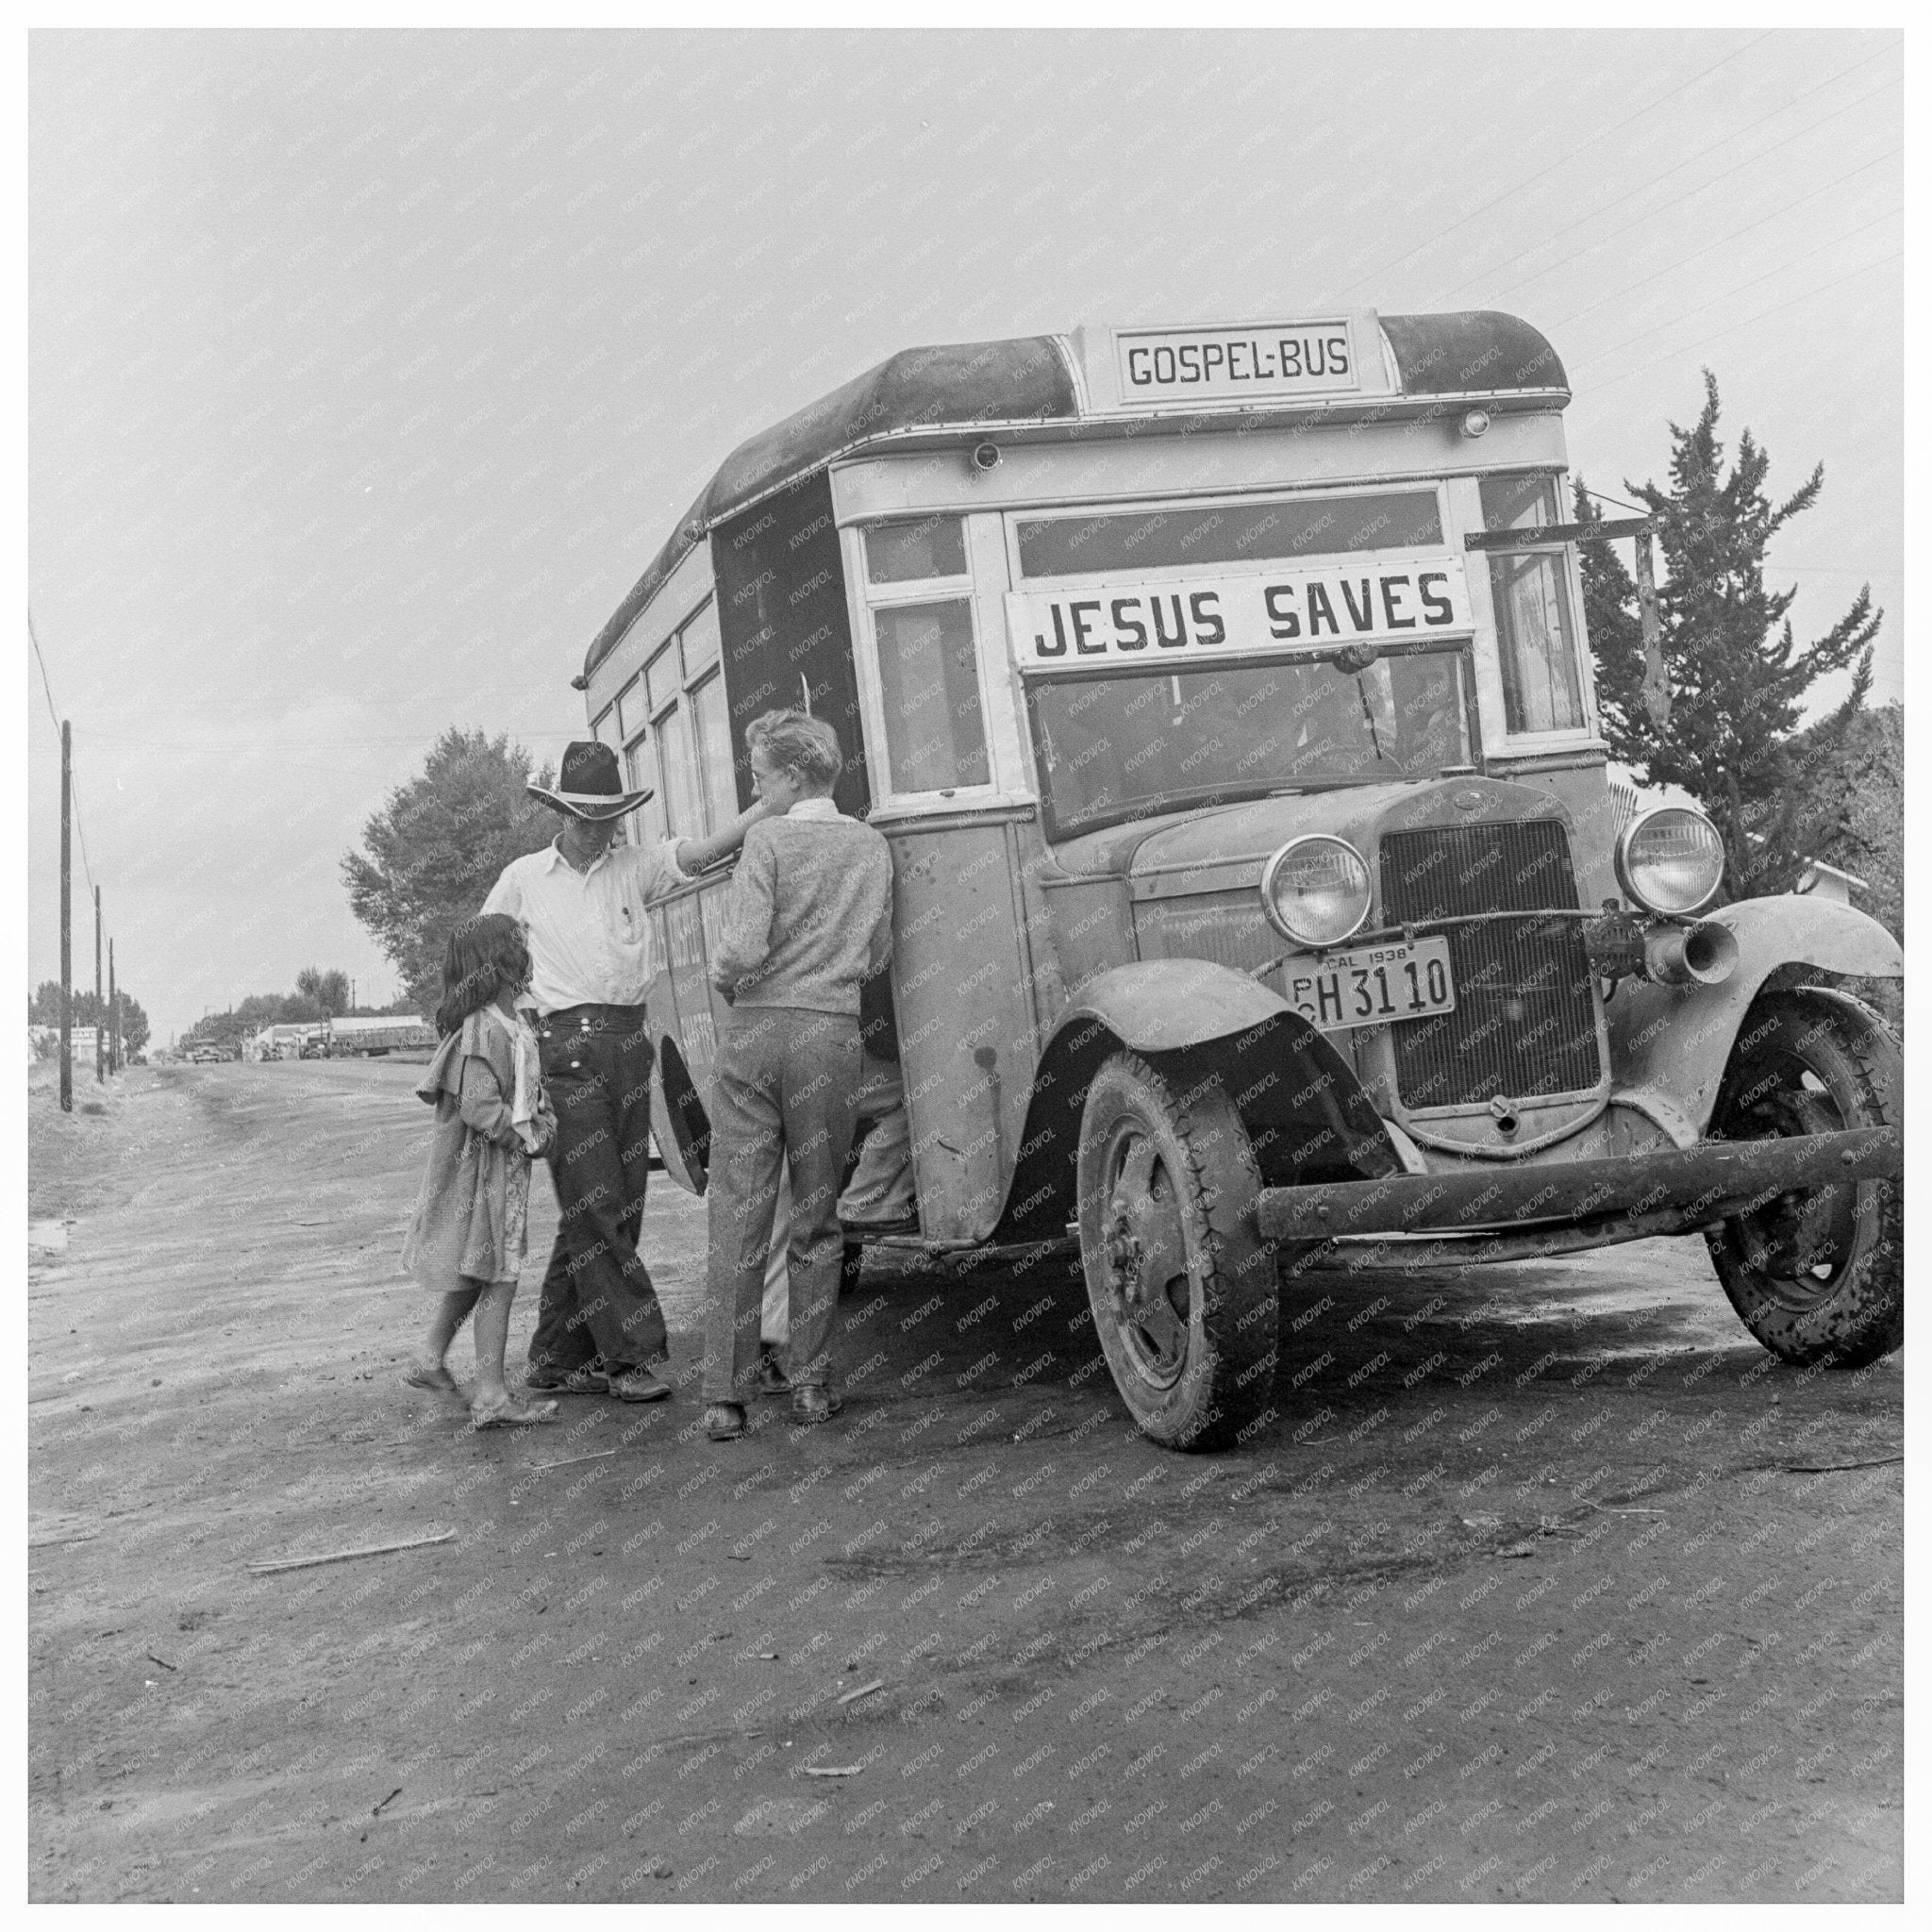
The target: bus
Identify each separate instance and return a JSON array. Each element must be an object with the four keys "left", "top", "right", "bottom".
[{"left": 574, "top": 309, "right": 1902, "bottom": 1451}]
